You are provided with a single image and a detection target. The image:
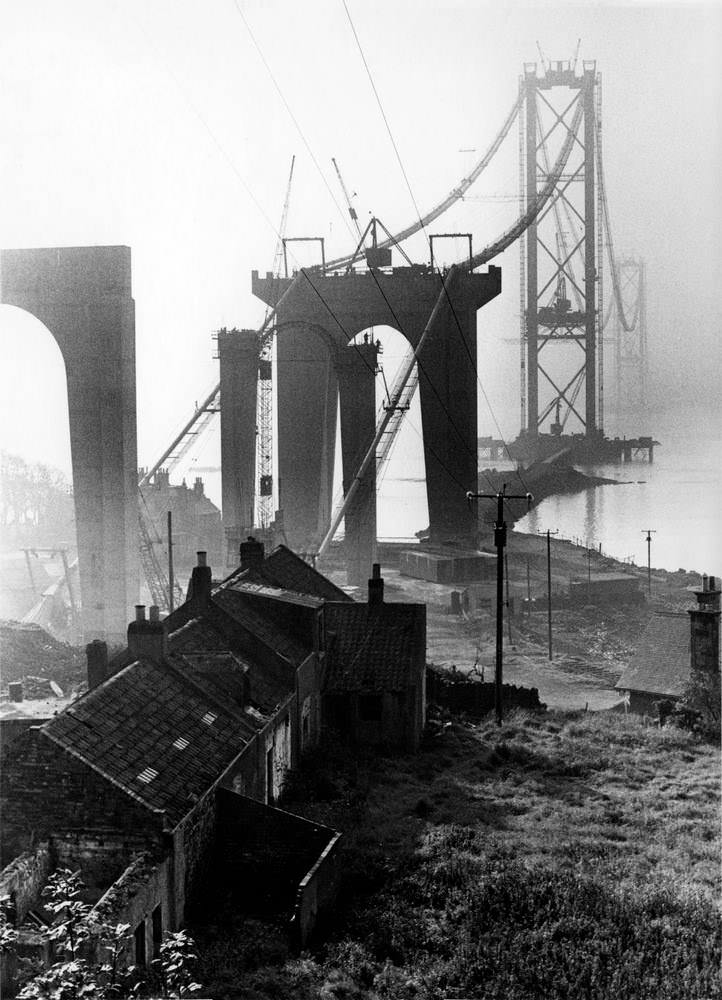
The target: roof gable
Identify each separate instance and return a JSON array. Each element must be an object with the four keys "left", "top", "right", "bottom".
[
  {"left": 42, "top": 657, "right": 256, "bottom": 826},
  {"left": 221, "top": 545, "right": 353, "bottom": 603},
  {"left": 323, "top": 602, "right": 425, "bottom": 692},
  {"left": 616, "top": 611, "right": 690, "bottom": 697}
]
